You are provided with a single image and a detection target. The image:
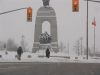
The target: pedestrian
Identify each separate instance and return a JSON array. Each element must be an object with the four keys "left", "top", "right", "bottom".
[
  {"left": 17, "top": 46, "right": 23, "bottom": 60},
  {"left": 46, "top": 48, "right": 50, "bottom": 58}
]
